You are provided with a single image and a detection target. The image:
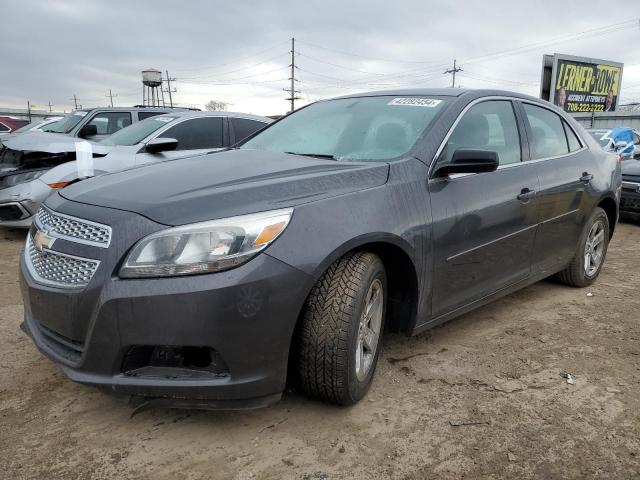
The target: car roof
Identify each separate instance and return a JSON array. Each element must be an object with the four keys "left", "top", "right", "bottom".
[
  {"left": 154, "top": 111, "right": 272, "bottom": 122},
  {"left": 328, "top": 88, "right": 549, "bottom": 103},
  {"left": 76, "top": 107, "right": 192, "bottom": 113}
]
